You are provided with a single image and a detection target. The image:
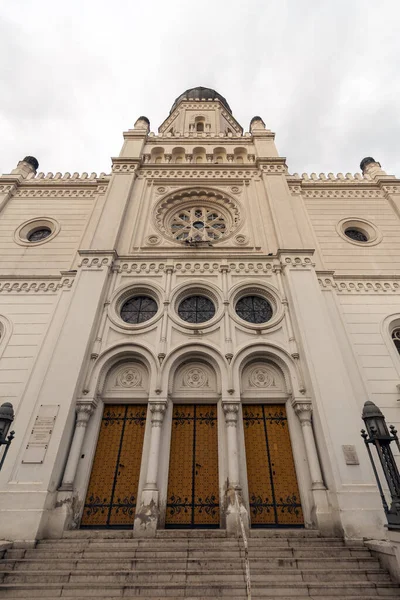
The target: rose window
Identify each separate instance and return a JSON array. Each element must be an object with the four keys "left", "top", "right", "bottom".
[
  {"left": 120, "top": 296, "right": 158, "bottom": 324},
  {"left": 235, "top": 296, "right": 273, "bottom": 324},
  {"left": 344, "top": 228, "right": 368, "bottom": 242},
  {"left": 170, "top": 207, "right": 227, "bottom": 242},
  {"left": 178, "top": 295, "right": 216, "bottom": 324}
]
